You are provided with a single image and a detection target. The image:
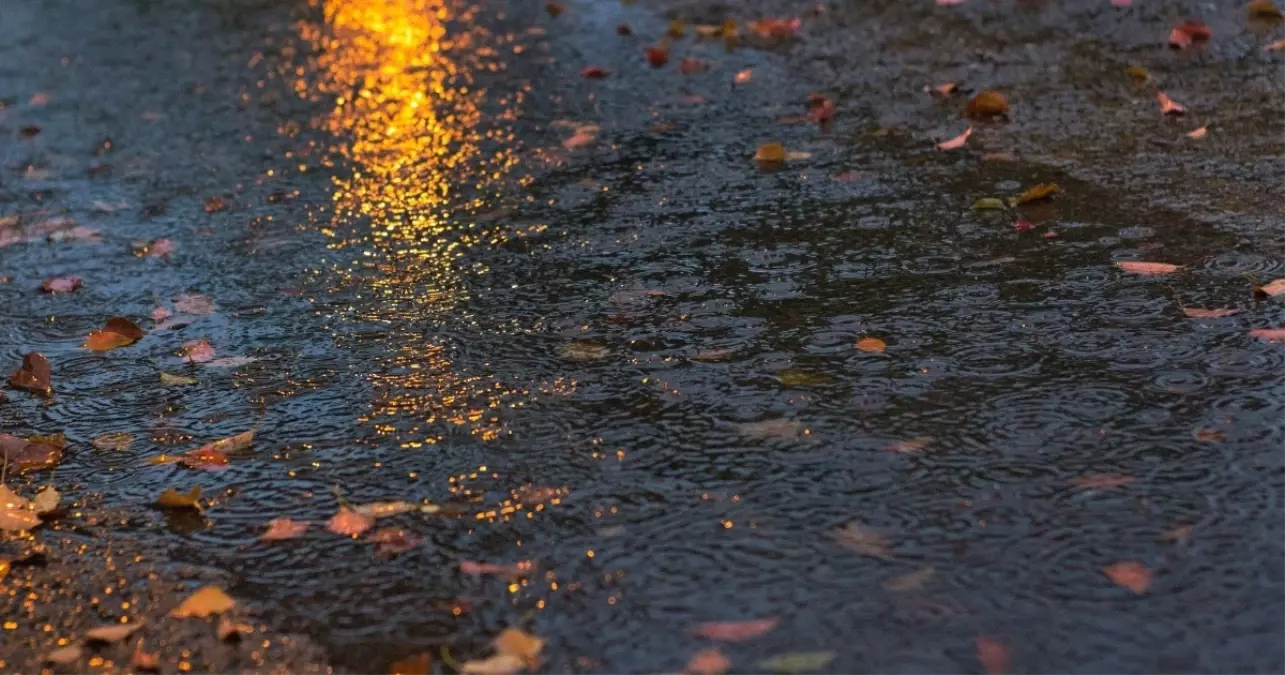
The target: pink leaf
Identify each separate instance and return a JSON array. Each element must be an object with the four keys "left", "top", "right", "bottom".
[
  {"left": 181, "top": 339, "right": 216, "bottom": 363},
  {"left": 261, "top": 518, "right": 309, "bottom": 541},
  {"left": 1257, "top": 279, "right": 1285, "bottom": 296},
  {"left": 1181, "top": 307, "right": 1239, "bottom": 318},
  {"left": 976, "top": 637, "right": 1010, "bottom": 675},
  {"left": 326, "top": 508, "right": 374, "bottom": 536},
  {"left": 1157, "top": 92, "right": 1185, "bottom": 116},
  {"left": 936, "top": 126, "right": 972, "bottom": 151},
  {"left": 1013, "top": 220, "right": 1035, "bottom": 233},
  {"left": 690, "top": 618, "right": 777, "bottom": 642},
  {"left": 1249, "top": 328, "right": 1285, "bottom": 342},
  {"left": 1116, "top": 261, "right": 1180, "bottom": 276},
  {"left": 40, "top": 277, "right": 83, "bottom": 293},
  {"left": 150, "top": 306, "right": 173, "bottom": 321}
]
